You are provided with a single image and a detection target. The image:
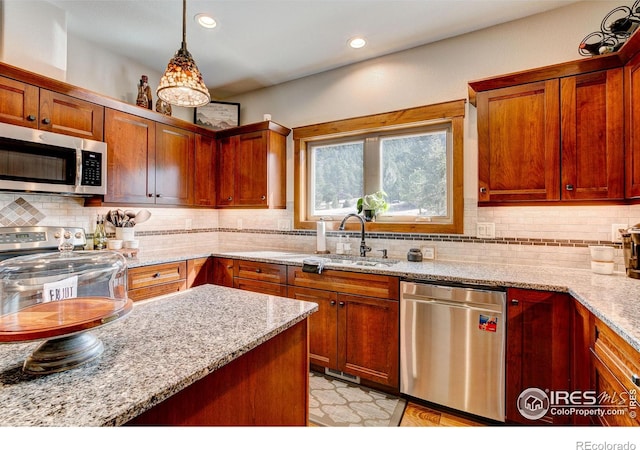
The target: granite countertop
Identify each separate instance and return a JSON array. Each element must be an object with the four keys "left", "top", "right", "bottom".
[
  {"left": 124, "top": 247, "right": 640, "bottom": 353},
  {"left": 0, "top": 284, "right": 317, "bottom": 426}
]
